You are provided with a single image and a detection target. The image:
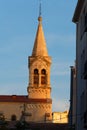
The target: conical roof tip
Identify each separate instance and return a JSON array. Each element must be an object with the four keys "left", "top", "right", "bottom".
[{"left": 32, "top": 16, "right": 48, "bottom": 56}]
